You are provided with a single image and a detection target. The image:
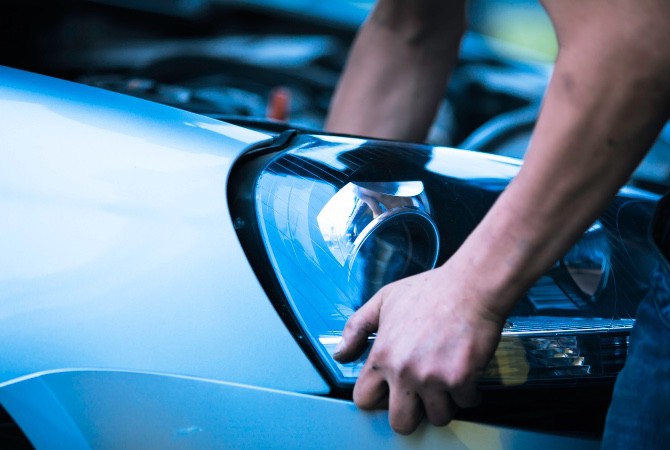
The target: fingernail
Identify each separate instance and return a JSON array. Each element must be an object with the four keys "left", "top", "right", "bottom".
[{"left": 334, "top": 337, "right": 346, "bottom": 357}]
